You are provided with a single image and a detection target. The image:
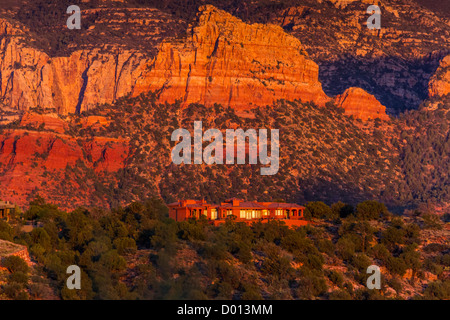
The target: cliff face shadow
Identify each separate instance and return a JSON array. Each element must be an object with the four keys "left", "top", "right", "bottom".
[{"left": 317, "top": 53, "right": 447, "bottom": 115}]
